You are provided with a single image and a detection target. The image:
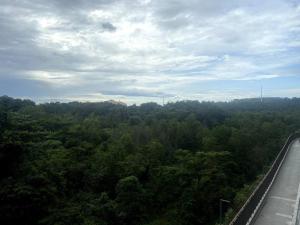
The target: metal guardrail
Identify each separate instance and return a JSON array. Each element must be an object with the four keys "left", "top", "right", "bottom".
[{"left": 228, "top": 132, "right": 300, "bottom": 225}]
